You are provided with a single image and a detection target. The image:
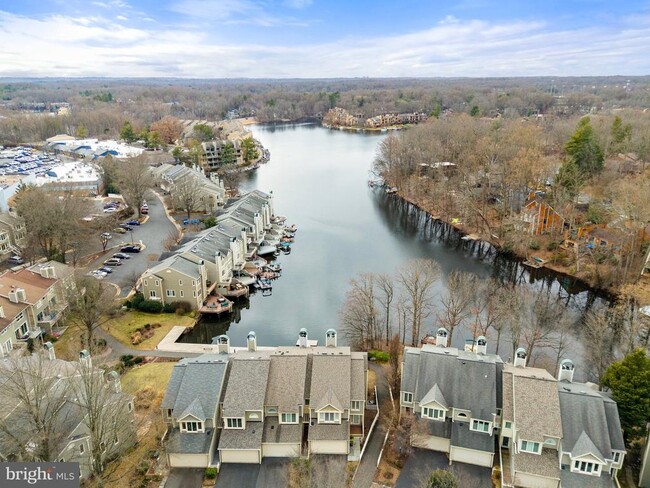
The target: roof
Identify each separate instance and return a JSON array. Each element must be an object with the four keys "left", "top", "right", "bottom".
[
  {"left": 219, "top": 423, "right": 263, "bottom": 450},
  {"left": 0, "top": 269, "right": 55, "bottom": 304},
  {"left": 27, "top": 261, "right": 74, "bottom": 281},
  {"left": 146, "top": 255, "right": 202, "bottom": 280},
  {"left": 166, "top": 429, "right": 214, "bottom": 454},
  {"left": 0, "top": 295, "right": 29, "bottom": 332},
  {"left": 558, "top": 380, "right": 625, "bottom": 459},
  {"left": 265, "top": 354, "right": 307, "bottom": 412},
  {"left": 513, "top": 449, "right": 560, "bottom": 482},
  {"left": 222, "top": 357, "right": 270, "bottom": 418},
  {"left": 308, "top": 420, "right": 349, "bottom": 441},
  {"left": 310, "top": 352, "right": 351, "bottom": 412},
  {"left": 350, "top": 353, "right": 367, "bottom": 401},
  {"left": 262, "top": 417, "right": 302, "bottom": 444},
  {"left": 420, "top": 384, "right": 448, "bottom": 408},
  {"left": 402, "top": 345, "right": 502, "bottom": 422},
  {"left": 160, "top": 355, "right": 228, "bottom": 422},
  {"left": 559, "top": 470, "right": 615, "bottom": 488}
]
